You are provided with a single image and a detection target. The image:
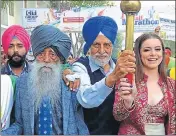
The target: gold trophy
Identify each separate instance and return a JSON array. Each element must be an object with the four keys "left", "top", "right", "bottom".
[{"left": 120, "top": 0, "right": 141, "bottom": 84}]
